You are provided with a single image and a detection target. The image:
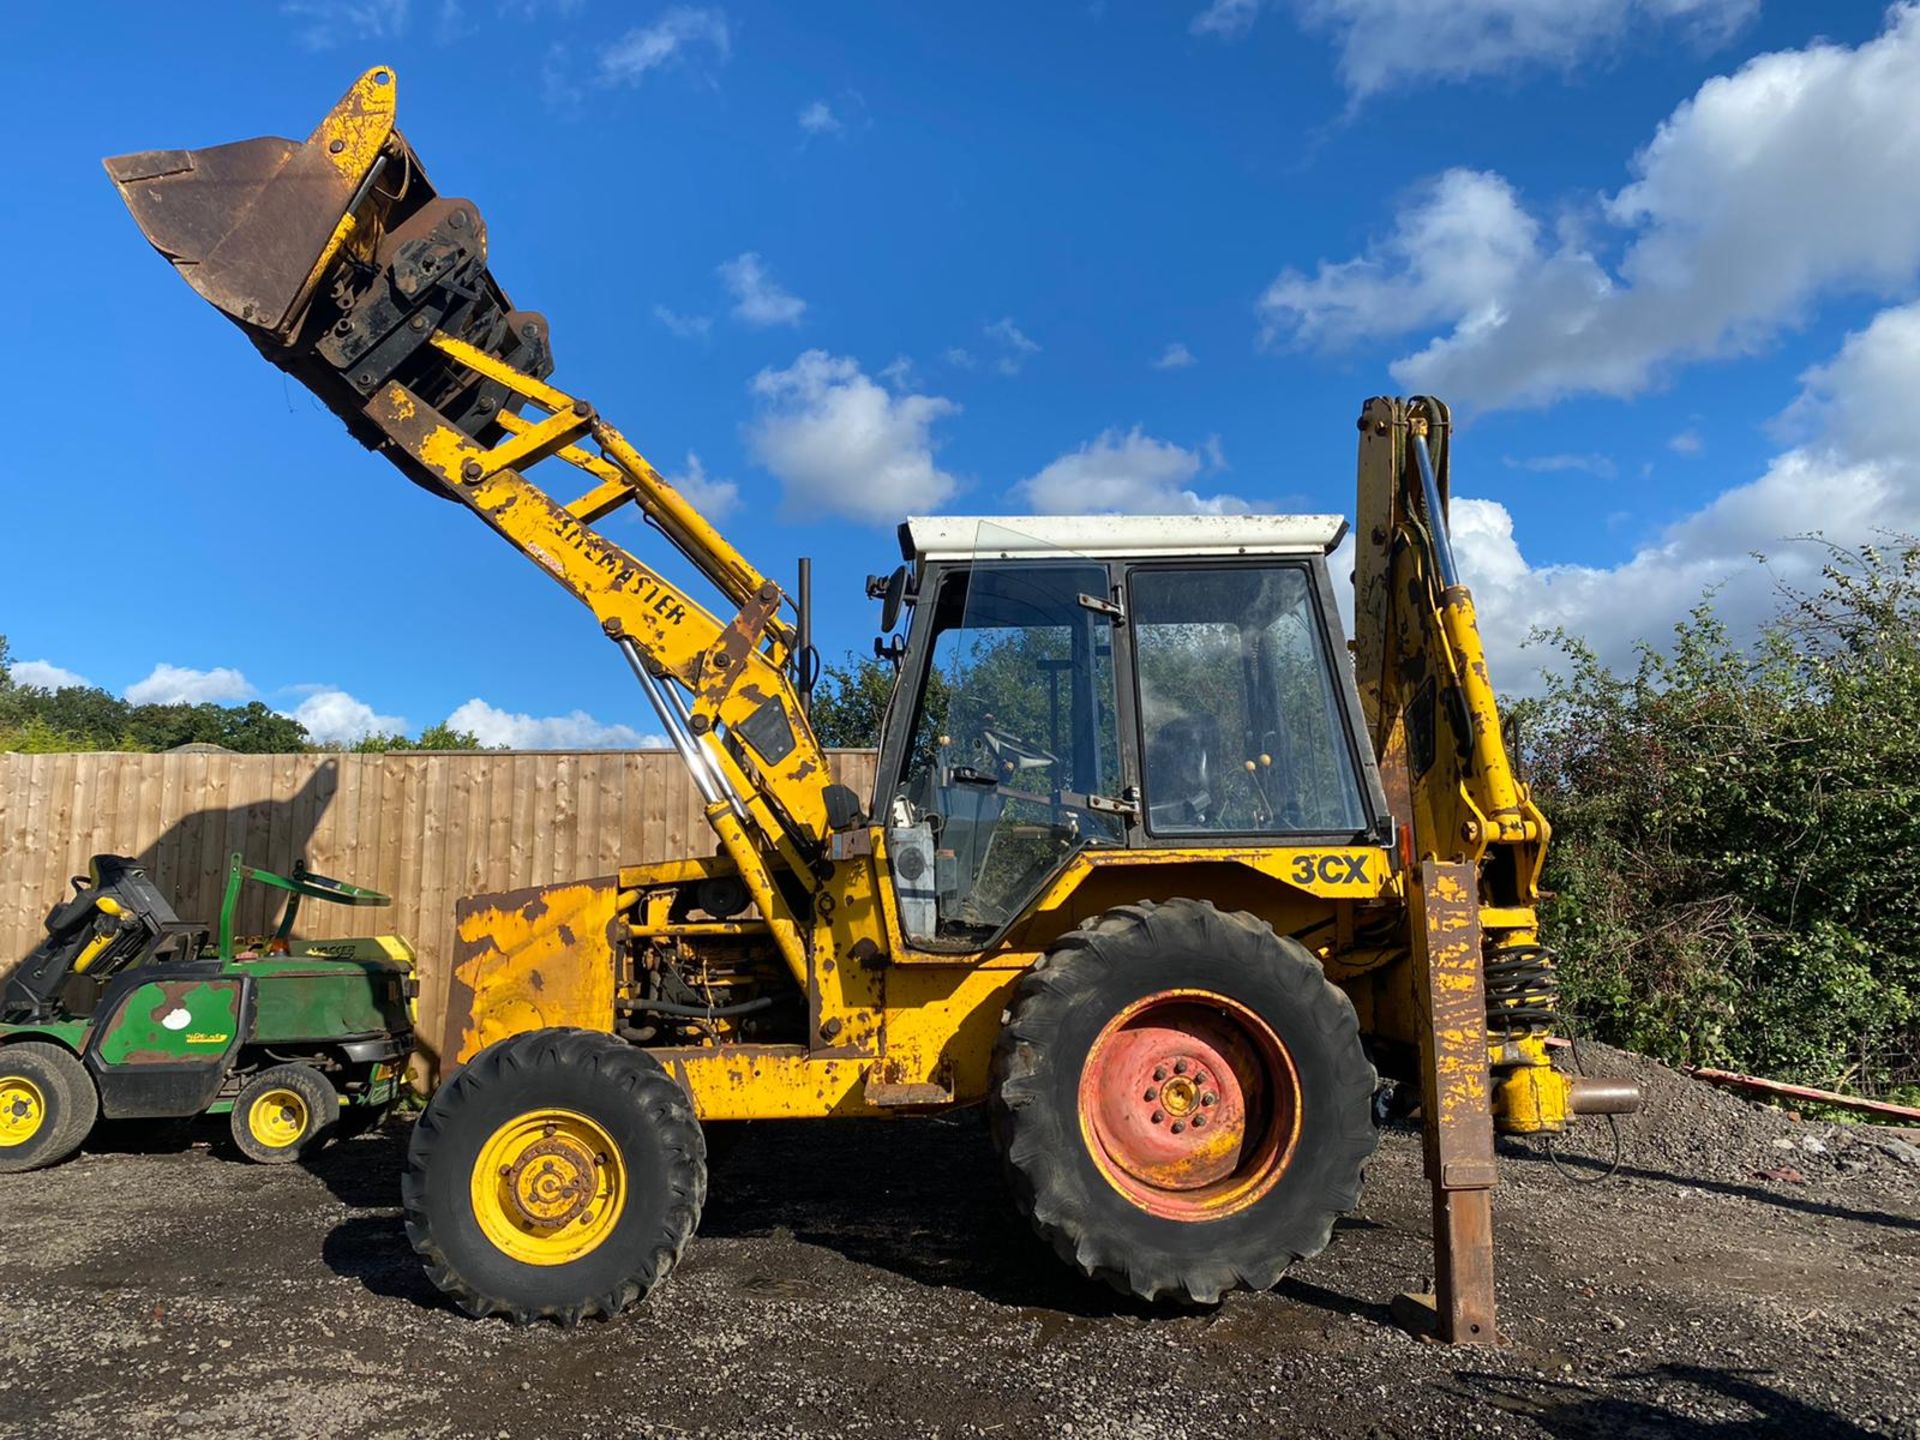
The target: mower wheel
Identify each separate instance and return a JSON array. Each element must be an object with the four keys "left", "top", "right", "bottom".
[
  {"left": 232, "top": 1064, "right": 339, "bottom": 1164},
  {"left": 992, "top": 899, "right": 1378, "bottom": 1304},
  {"left": 403, "top": 1028, "right": 706, "bottom": 1325},
  {"left": 0, "top": 1042, "right": 98, "bottom": 1174}
]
